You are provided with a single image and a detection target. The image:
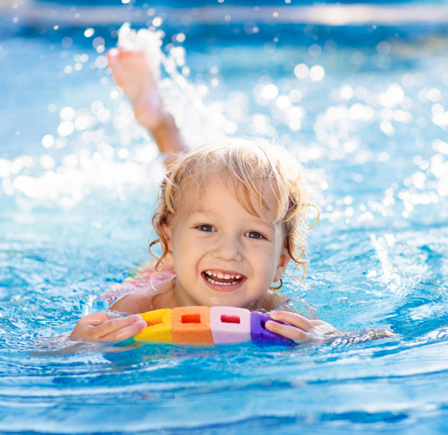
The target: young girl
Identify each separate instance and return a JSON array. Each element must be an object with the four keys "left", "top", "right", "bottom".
[{"left": 69, "top": 47, "right": 336, "bottom": 344}]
